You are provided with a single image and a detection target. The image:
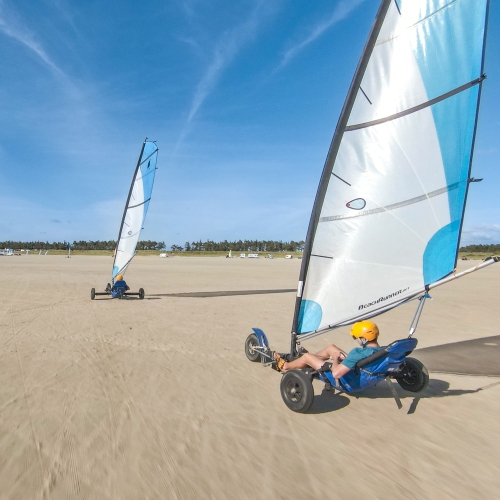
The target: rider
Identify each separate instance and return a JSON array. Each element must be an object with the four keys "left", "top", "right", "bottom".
[
  {"left": 109, "top": 274, "right": 130, "bottom": 299},
  {"left": 273, "top": 320, "right": 382, "bottom": 379}
]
